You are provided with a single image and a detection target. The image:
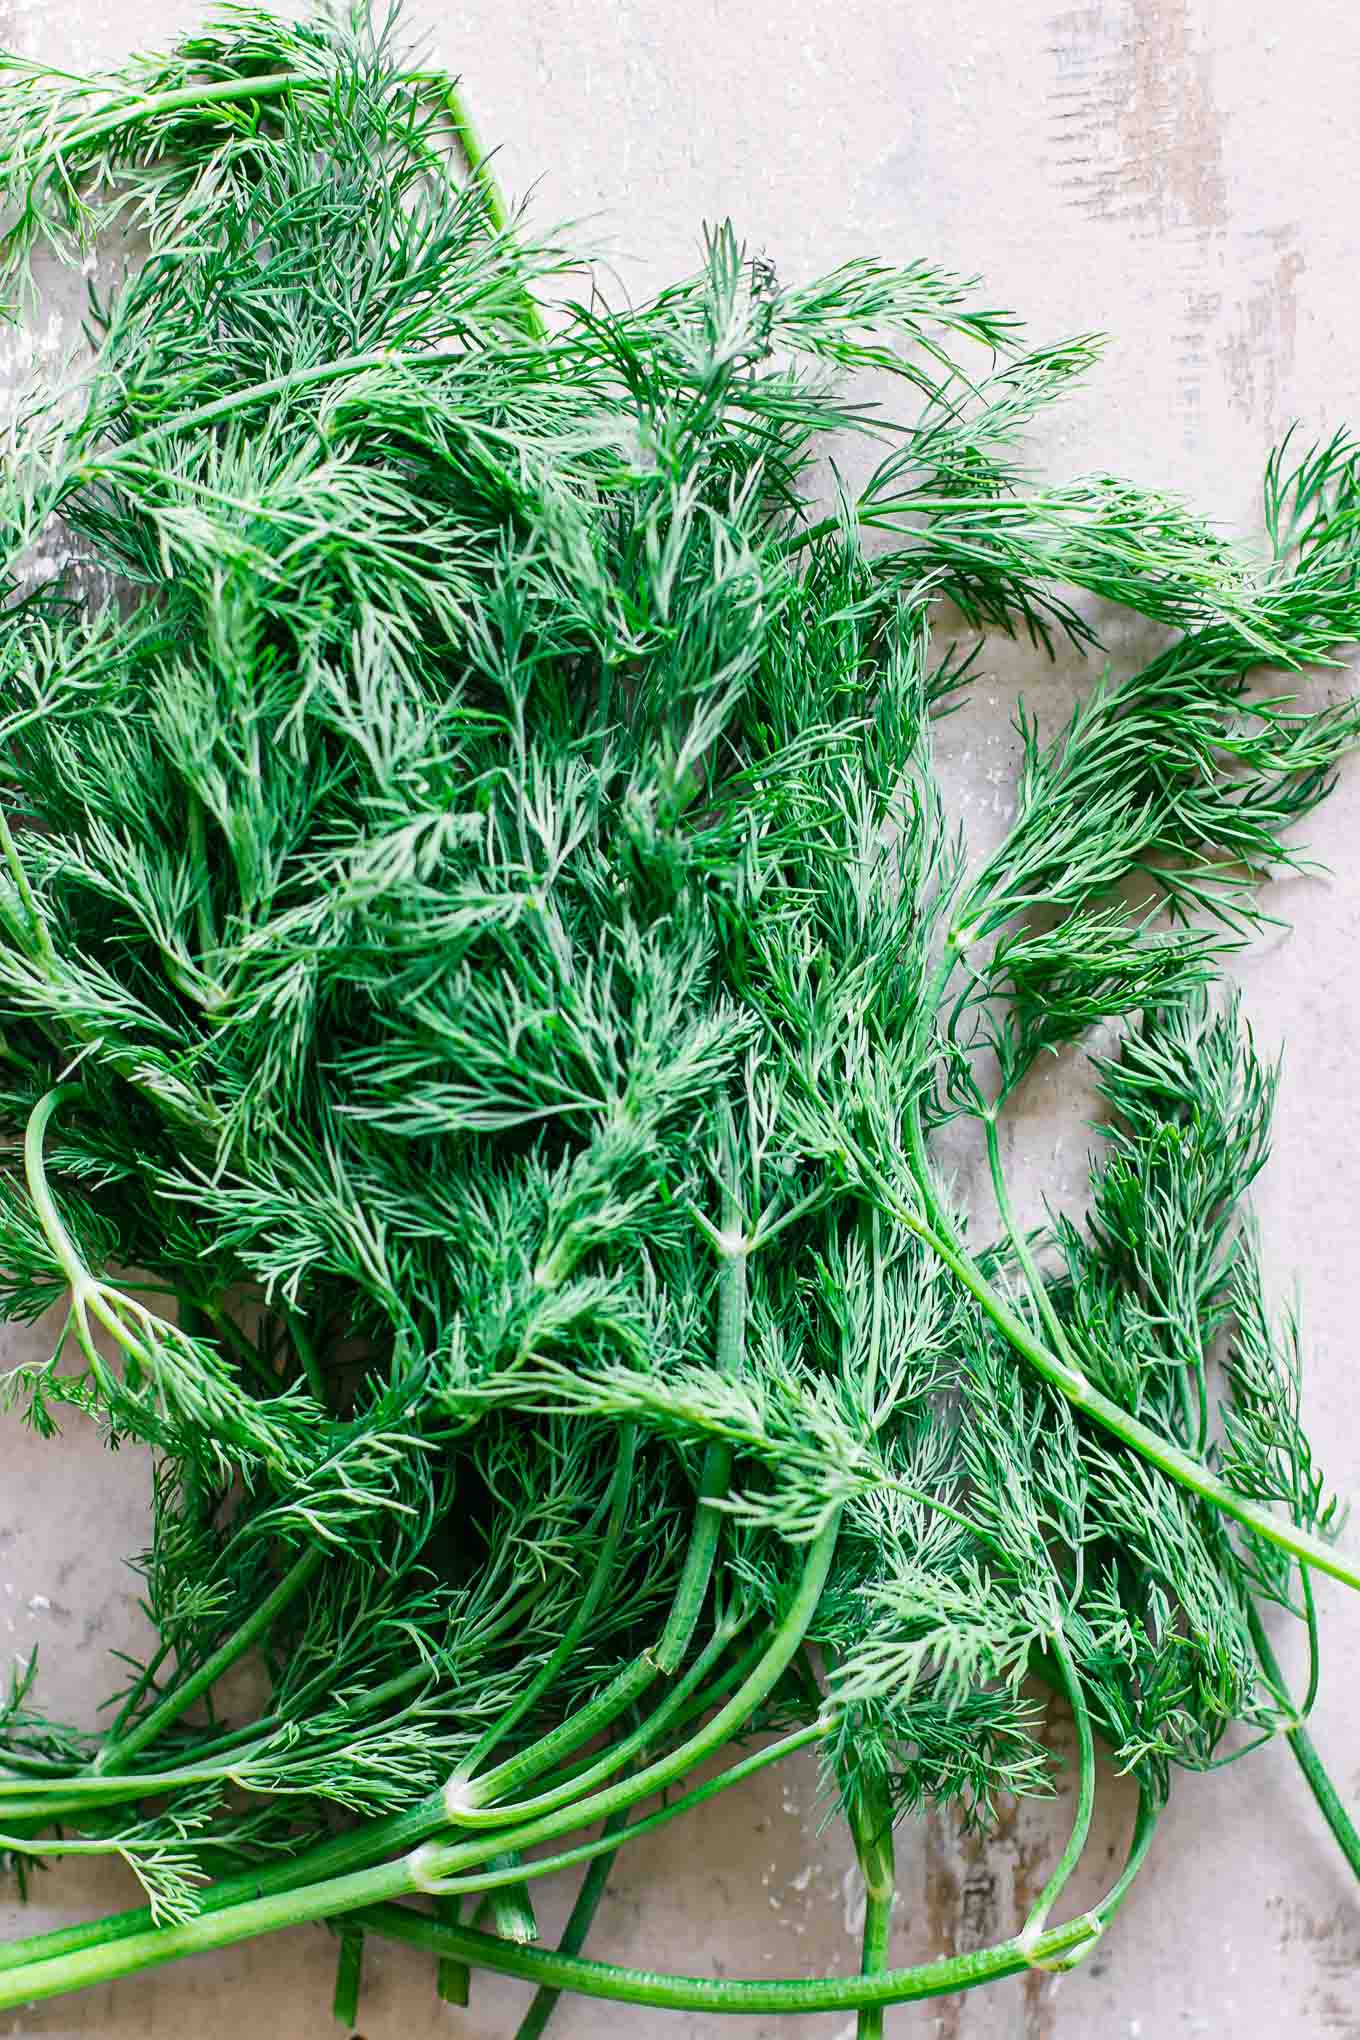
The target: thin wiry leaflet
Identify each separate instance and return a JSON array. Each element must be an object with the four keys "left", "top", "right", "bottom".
[{"left": 0, "top": 4, "right": 1357, "bottom": 2029}]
